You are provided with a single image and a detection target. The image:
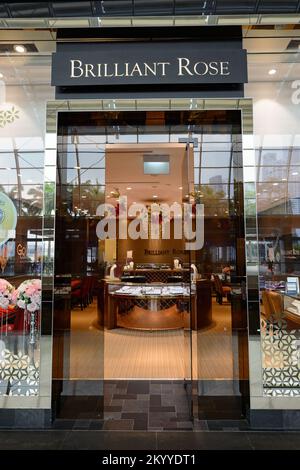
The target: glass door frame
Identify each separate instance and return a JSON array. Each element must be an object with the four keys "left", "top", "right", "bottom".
[{"left": 44, "top": 97, "right": 260, "bottom": 420}]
